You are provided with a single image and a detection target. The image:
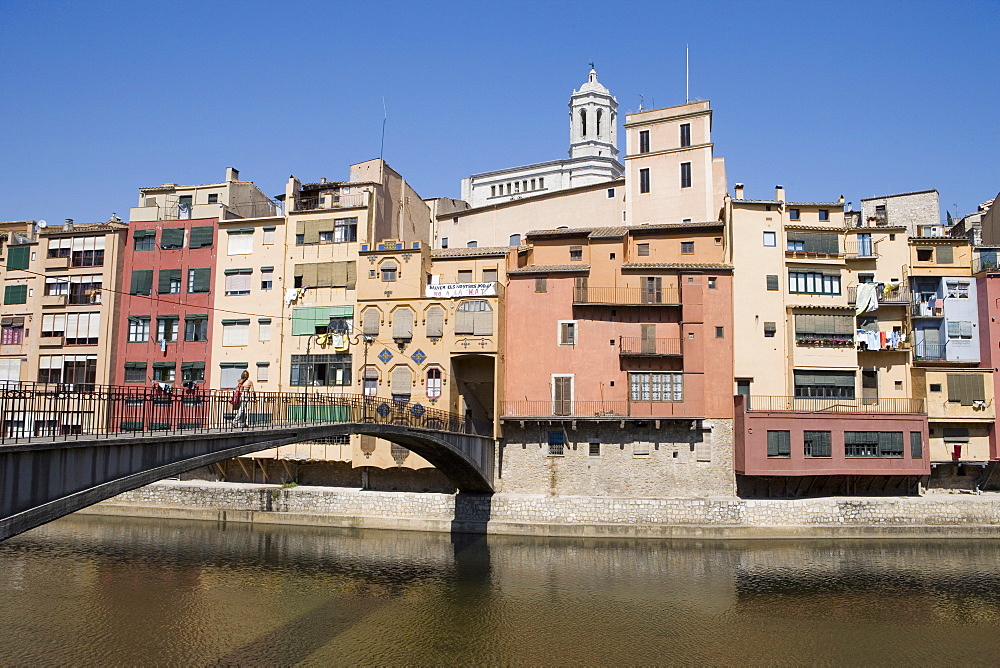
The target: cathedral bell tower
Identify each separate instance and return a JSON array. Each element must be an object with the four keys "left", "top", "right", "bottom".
[{"left": 569, "top": 68, "right": 619, "bottom": 160}]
